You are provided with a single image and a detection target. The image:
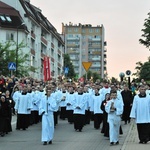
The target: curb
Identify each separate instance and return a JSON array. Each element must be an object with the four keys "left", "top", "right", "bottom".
[{"left": 121, "top": 120, "right": 134, "bottom": 150}]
